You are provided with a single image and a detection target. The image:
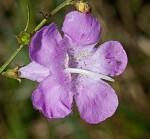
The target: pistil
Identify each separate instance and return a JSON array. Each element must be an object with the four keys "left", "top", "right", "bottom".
[{"left": 66, "top": 68, "right": 114, "bottom": 82}]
